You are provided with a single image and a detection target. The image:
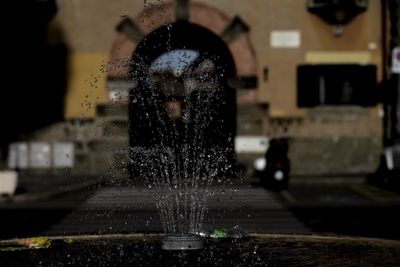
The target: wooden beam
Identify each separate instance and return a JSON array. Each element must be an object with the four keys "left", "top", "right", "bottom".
[
  {"left": 228, "top": 76, "right": 258, "bottom": 89},
  {"left": 116, "top": 18, "right": 145, "bottom": 43},
  {"left": 176, "top": 0, "right": 190, "bottom": 21},
  {"left": 220, "top": 16, "right": 250, "bottom": 44}
]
